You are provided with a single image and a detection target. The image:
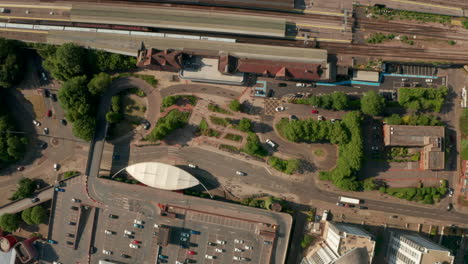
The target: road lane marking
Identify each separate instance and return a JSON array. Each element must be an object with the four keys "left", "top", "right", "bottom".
[
  {"left": 296, "top": 23, "right": 343, "bottom": 30},
  {"left": 0, "top": 27, "right": 48, "bottom": 33},
  {"left": 0, "top": 15, "right": 71, "bottom": 21},
  {"left": 391, "top": 0, "right": 462, "bottom": 11}
]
